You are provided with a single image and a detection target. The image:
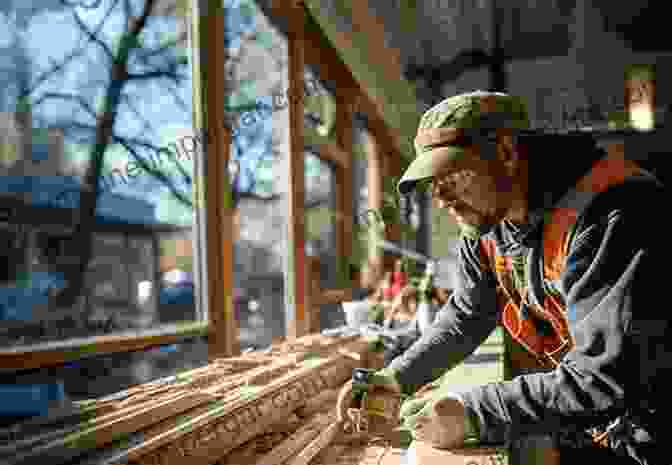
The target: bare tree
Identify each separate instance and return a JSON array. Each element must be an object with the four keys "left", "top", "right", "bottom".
[
  {"left": 48, "top": 0, "right": 164, "bottom": 307},
  {"left": 2, "top": 0, "right": 329, "bottom": 310}
]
